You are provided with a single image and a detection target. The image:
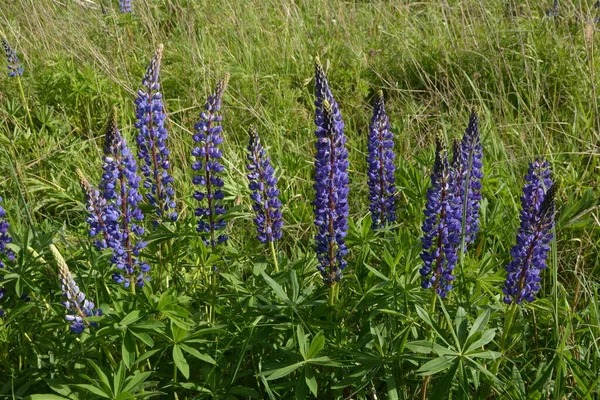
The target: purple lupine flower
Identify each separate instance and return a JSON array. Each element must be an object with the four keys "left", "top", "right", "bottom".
[
  {"left": 135, "top": 44, "right": 177, "bottom": 223},
  {"left": 313, "top": 58, "right": 349, "bottom": 285},
  {"left": 101, "top": 108, "right": 149, "bottom": 288},
  {"left": 503, "top": 160, "right": 556, "bottom": 304},
  {"left": 191, "top": 75, "right": 229, "bottom": 247},
  {"left": 2, "top": 38, "right": 23, "bottom": 78},
  {"left": 367, "top": 91, "right": 396, "bottom": 229},
  {"left": 246, "top": 127, "right": 283, "bottom": 243},
  {"left": 51, "top": 244, "right": 102, "bottom": 334},
  {"left": 77, "top": 169, "right": 110, "bottom": 250},
  {"left": 451, "top": 110, "right": 483, "bottom": 248},
  {"left": 0, "top": 196, "right": 15, "bottom": 269},
  {"left": 119, "top": 0, "right": 132, "bottom": 13},
  {"left": 420, "top": 134, "right": 462, "bottom": 299}
]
